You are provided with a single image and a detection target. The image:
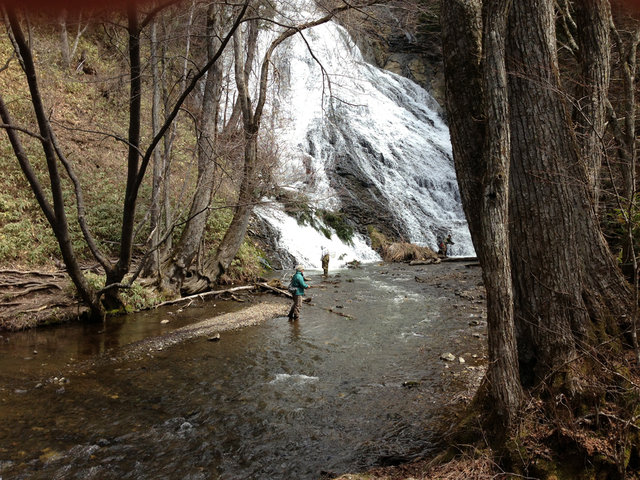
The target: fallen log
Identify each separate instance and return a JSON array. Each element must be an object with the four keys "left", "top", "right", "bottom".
[
  {"left": 441, "top": 256, "right": 478, "bottom": 263},
  {"left": 409, "top": 259, "right": 440, "bottom": 266},
  {"left": 154, "top": 285, "right": 255, "bottom": 309},
  {"left": 256, "top": 282, "right": 292, "bottom": 298}
]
